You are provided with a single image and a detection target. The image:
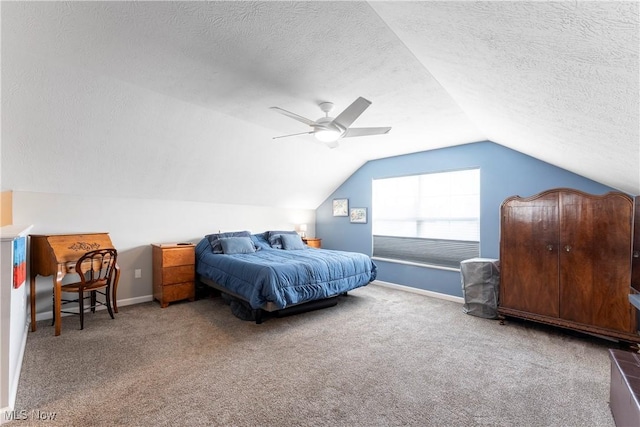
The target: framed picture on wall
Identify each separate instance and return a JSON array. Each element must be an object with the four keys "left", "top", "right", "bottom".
[
  {"left": 333, "top": 198, "right": 348, "bottom": 216},
  {"left": 350, "top": 207, "right": 367, "bottom": 224}
]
